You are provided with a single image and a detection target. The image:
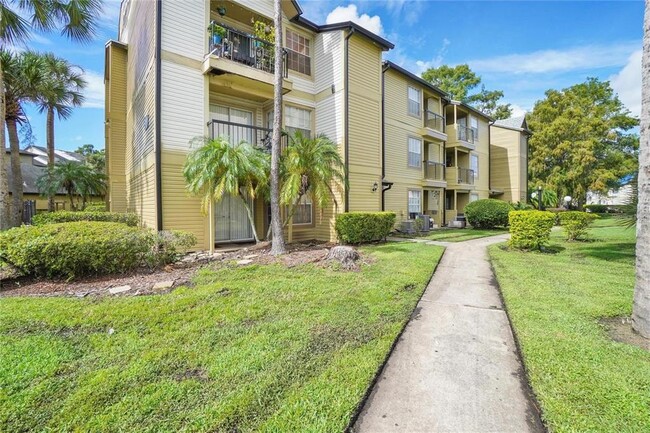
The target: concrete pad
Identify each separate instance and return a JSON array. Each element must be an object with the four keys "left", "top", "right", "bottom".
[
  {"left": 236, "top": 259, "right": 253, "bottom": 265},
  {"left": 152, "top": 280, "right": 174, "bottom": 290},
  {"left": 108, "top": 285, "right": 131, "bottom": 295},
  {"left": 353, "top": 234, "right": 544, "bottom": 433}
]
